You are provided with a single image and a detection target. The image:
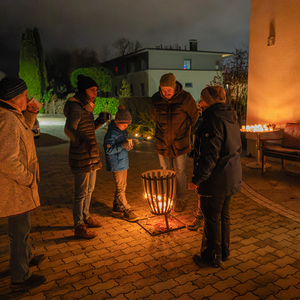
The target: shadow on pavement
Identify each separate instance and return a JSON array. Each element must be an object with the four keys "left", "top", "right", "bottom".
[{"left": 34, "top": 133, "right": 68, "bottom": 148}]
